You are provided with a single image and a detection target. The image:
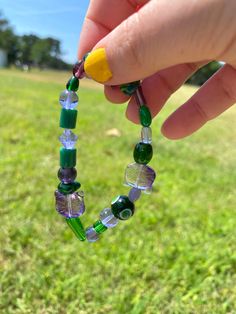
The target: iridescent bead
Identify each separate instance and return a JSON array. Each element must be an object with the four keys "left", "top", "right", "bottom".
[
  {"left": 55, "top": 190, "right": 85, "bottom": 218},
  {"left": 66, "top": 217, "right": 86, "bottom": 241},
  {"left": 86, "top": 226, "right": 99, "bottom": 242},
  {"left": 133, "top": 142, "right": 153, "bottom": 164},
  {"left": 59, "top": 90, "right": 78, "bottom": 109},
  {"left": 59, "top": 130, "right": 78, "bottom": 149},
  {"left": 111, "top": 195, "right": 135, "bottom": 220},
  {"left": 124, "top": 162, "right": 156, "bottom": 191},
  {"left": 58, "top": 167, "right": 77, "bottom": 183},
  {"left": 128, "top": 188, "right": 141, "bottom": 202},
  {"left": 139, "top": 105, "right": 152, "bottom": 127},
  {"left": 66, "top": 76, "right": 79, "bottom": 91},
  {"left": 100, "top": 208, "right": 118, "bottom": 228},
  {"left": 93, "top": 220, "right": 107, "bottom": 234},
  {"left": 141, "top": 127, "right": 152, "bottom": 144}
]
